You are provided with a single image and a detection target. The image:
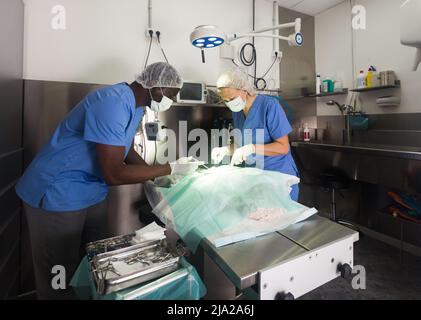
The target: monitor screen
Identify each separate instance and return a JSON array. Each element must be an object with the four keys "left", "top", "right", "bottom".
[{"left": 179, "top": 83, "right": 203, "bottom": 101}]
